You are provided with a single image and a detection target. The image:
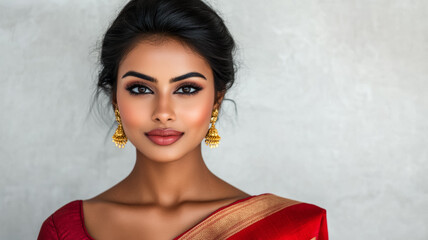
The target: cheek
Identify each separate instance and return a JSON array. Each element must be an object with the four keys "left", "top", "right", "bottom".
[
  {"left": 185, "top": 104, "right": 212, "bottom": 129},
  {"left": 178, "top": 95, "right": 214, "bottom": 133},
  {"left": 116, "top": 92, "right": 150, "bottom": 130}
]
